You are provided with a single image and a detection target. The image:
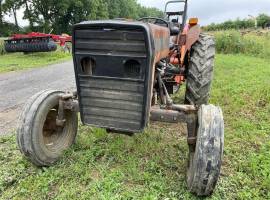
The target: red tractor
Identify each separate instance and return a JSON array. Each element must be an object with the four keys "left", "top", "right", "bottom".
[
  {"left": 4, "top": 32, "right": 72, "bottom": 53},
  {"left": 17, "top": 0, "right": 224, "bottom": 196}
]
